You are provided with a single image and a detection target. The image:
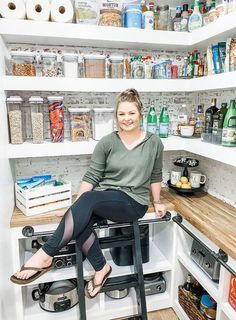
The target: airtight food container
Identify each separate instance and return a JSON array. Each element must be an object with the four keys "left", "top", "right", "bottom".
[
  {"left": 92, "top": 108, "right": 114, "bottom": 140},
  {"left": 62, "top": 53, "right": 78, "bottom": 78},
  {"left": 108, "top": 55, "right": 124, "bottom": 79},
  {"left": 68, "top": 108, "right": 91, "bottom": 141},
  {"left": 29, "top": 96, "right": 44, "bottom": 144},
  {"left": 41, "top": 52, "right": 58, "bottom": 77},
  {"left": 10, "top": 51, "right": 36, "bottom": 76},
  {"left": 84, "top": 54, "right": 106, "bottom": 78},
  {"left": 7, "top": 96, "right": 24, "bottom": 144},
  {"left": 48, "top": 96, "right": 64, "bottom": 143}
]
